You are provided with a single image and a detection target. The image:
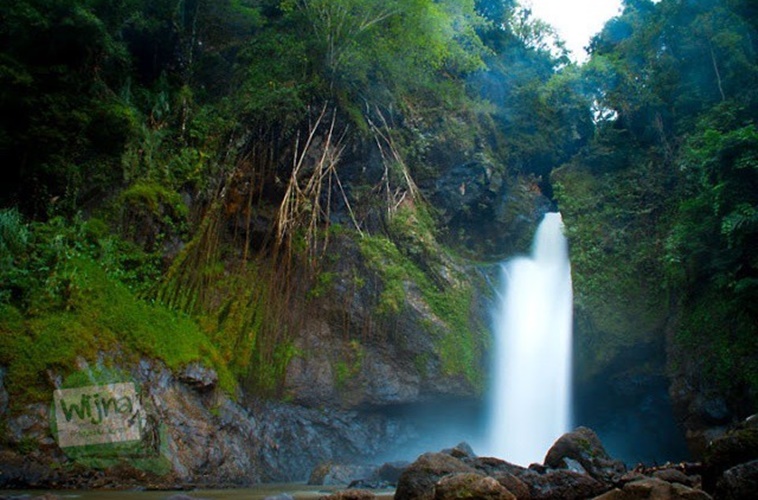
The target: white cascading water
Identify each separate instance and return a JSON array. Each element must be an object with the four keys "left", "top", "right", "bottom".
[{"left": 488, "top": 212, "right": 573, "bottom": 465}]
